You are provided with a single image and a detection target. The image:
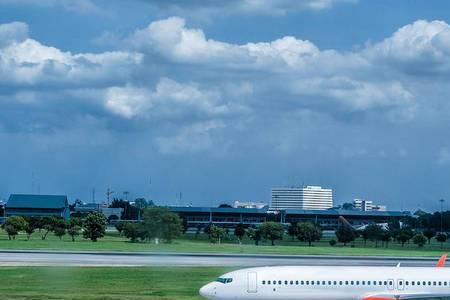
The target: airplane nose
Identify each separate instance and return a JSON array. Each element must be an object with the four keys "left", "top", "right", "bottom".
[{"left": 199, "top": 283, "right": 215, "bottom": 299}]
